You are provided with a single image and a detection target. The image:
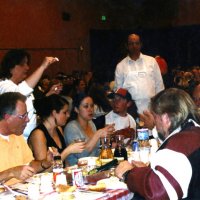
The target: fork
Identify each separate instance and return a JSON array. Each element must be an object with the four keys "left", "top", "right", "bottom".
[{"left": 2, "top": 184, "right": 24, "bottom": 197}]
